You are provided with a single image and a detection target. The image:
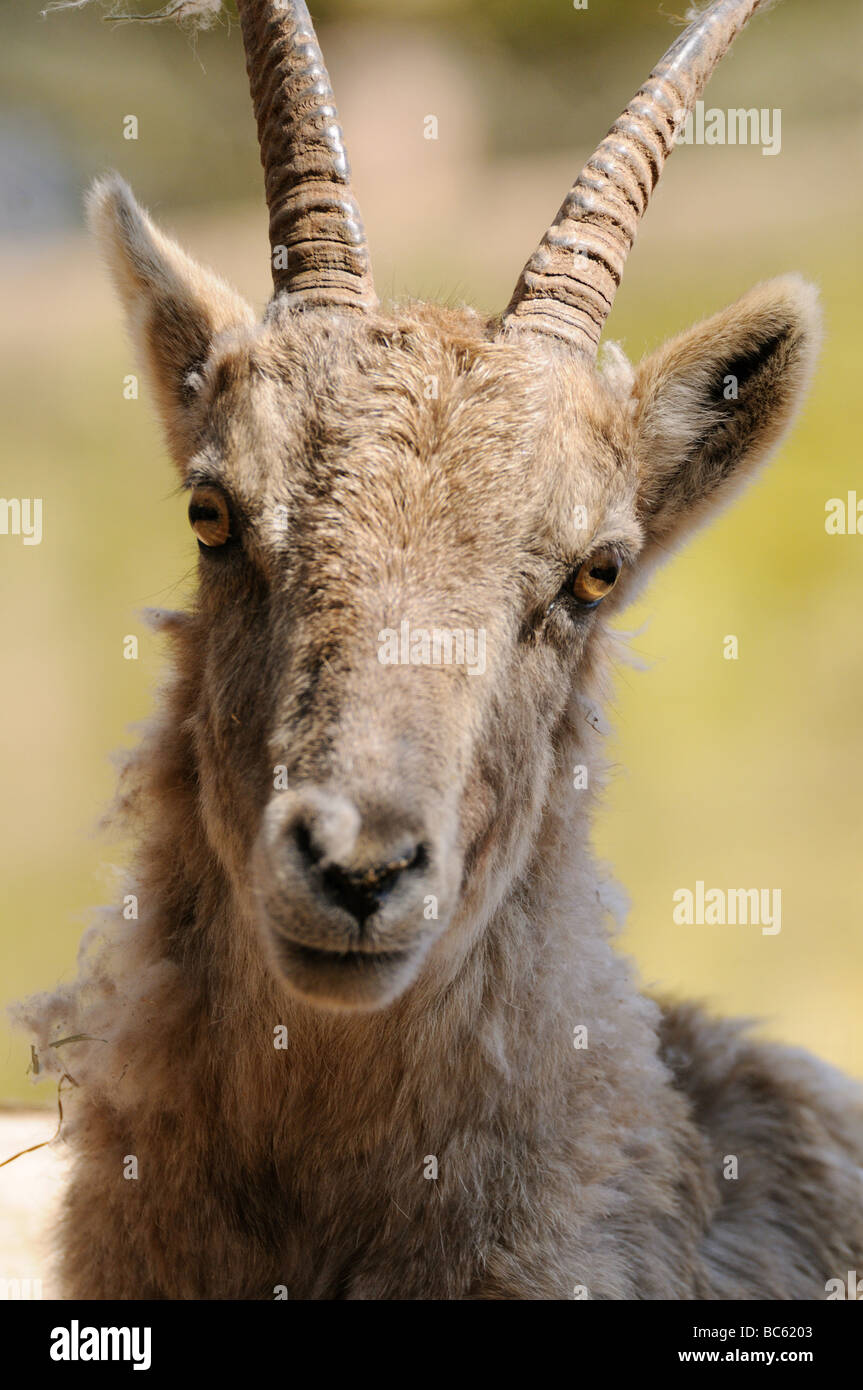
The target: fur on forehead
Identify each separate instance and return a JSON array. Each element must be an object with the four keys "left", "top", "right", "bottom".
[{"left": 189, "top": 300, "right": 643, "bottom": 555}]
